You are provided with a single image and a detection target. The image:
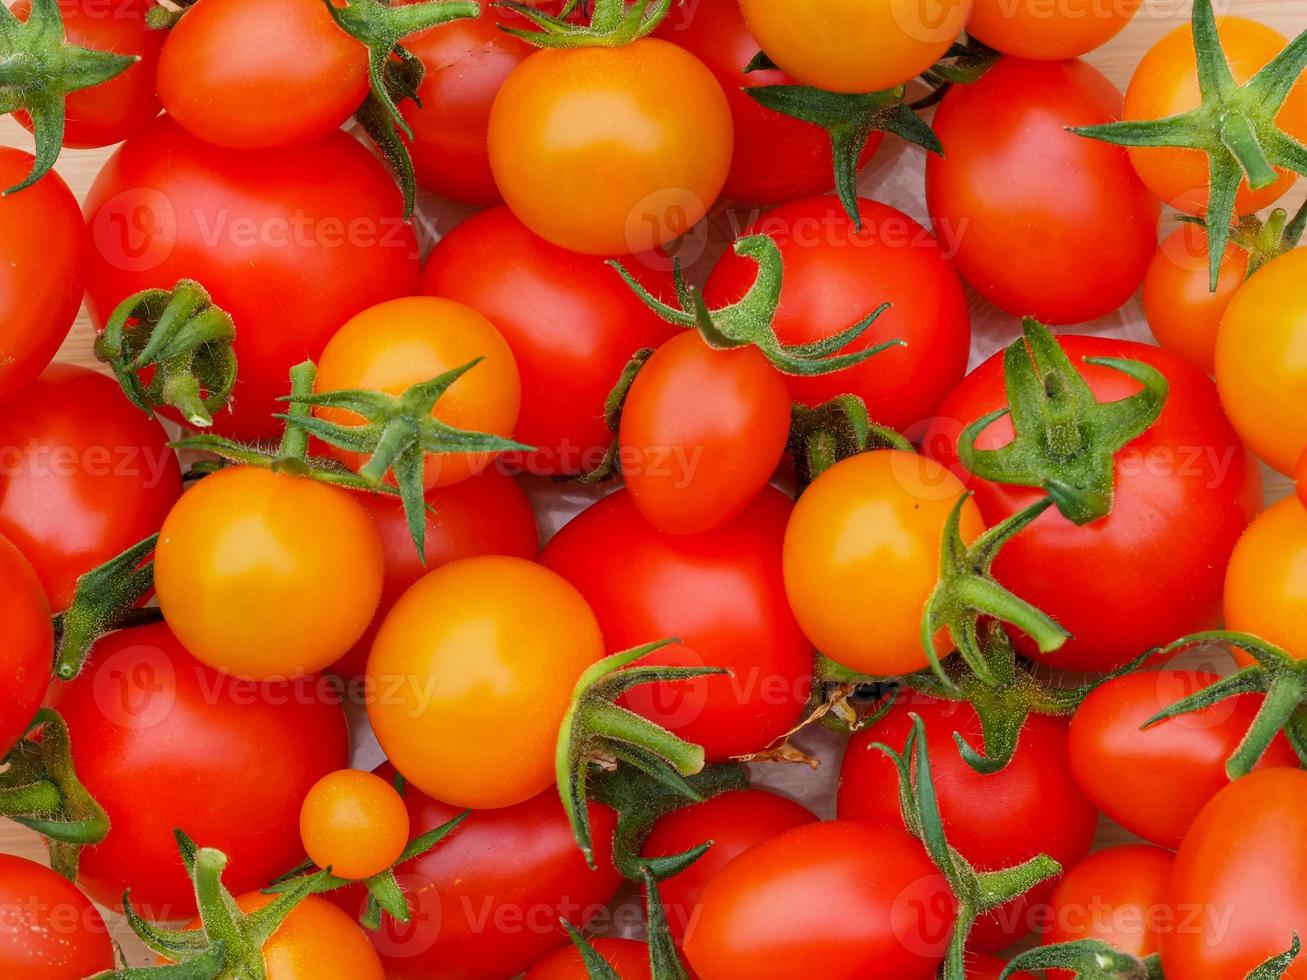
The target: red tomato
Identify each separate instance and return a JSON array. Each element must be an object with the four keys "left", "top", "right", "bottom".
[
  {"left": 642, "top": 789, "right": 817, "bottom": 941},
  {"left": 923, "top": 336, "right": 1262, "bottom": 672},
  {"left": 0, "top": 854, "right": 115, "bottom": 978},
  {"left": 0, "top": 534, "right": 50, "bottom": 761},
  {"left": 683, "top": 820, "right": 953, "bottom": 980},
  {"left": 12, "top": 0, "right": 163, "bottom": 147},
  {"left": 621, "top": 332, "right": 791, "bottom": 535},
  {"left": 83, "top": 116, "right": 420, "bottom": 442},
  {"left": 838, "top": 698, "right": 1098, "bottom": 951},
  {"left": 1162, "top": 769, "right": 1307, "bottom": 978},
  {"left": 0, "top": 365, "right": 182, "bottom": 611},
  {"left": 542, "top": 487, "right": 813, "bottom": 761},
  {"left": 525, "top": 938, "right": 652, "bottom": 980},
  {"left": 0, "top": 150, "right": 85, "bottom": 407},
  {"left": 53, "top": 623, "right": 348, "bottom": 919},
  {"left": 926, "top": 57, "right": 1159, "bottom": 324},
  {"left": 968, "top": 953, "right": 1035, "bottom": 980},
  {"left": 654, "top": 0, "right": 879, "bottom": 204},
  {"left": 333, "top": 769, "right": 624, "bottom": 980},
  {"left": 704, "top": 196, "right": 970, "bottom": 434},
  {"left": 1068, "top": 670, "right": 1300, "bottom": 849},
  {"left": 419, "top": 207, "right": 678, "bottom": 476}
]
